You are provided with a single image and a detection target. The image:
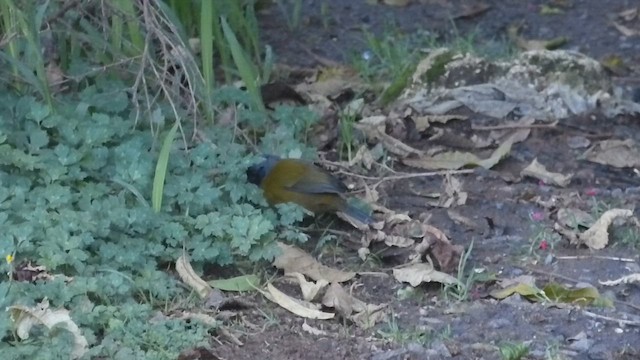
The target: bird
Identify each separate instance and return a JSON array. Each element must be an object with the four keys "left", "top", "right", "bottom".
[{"left": 246, "top": 155, "right": 373, "bottom": 224}]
